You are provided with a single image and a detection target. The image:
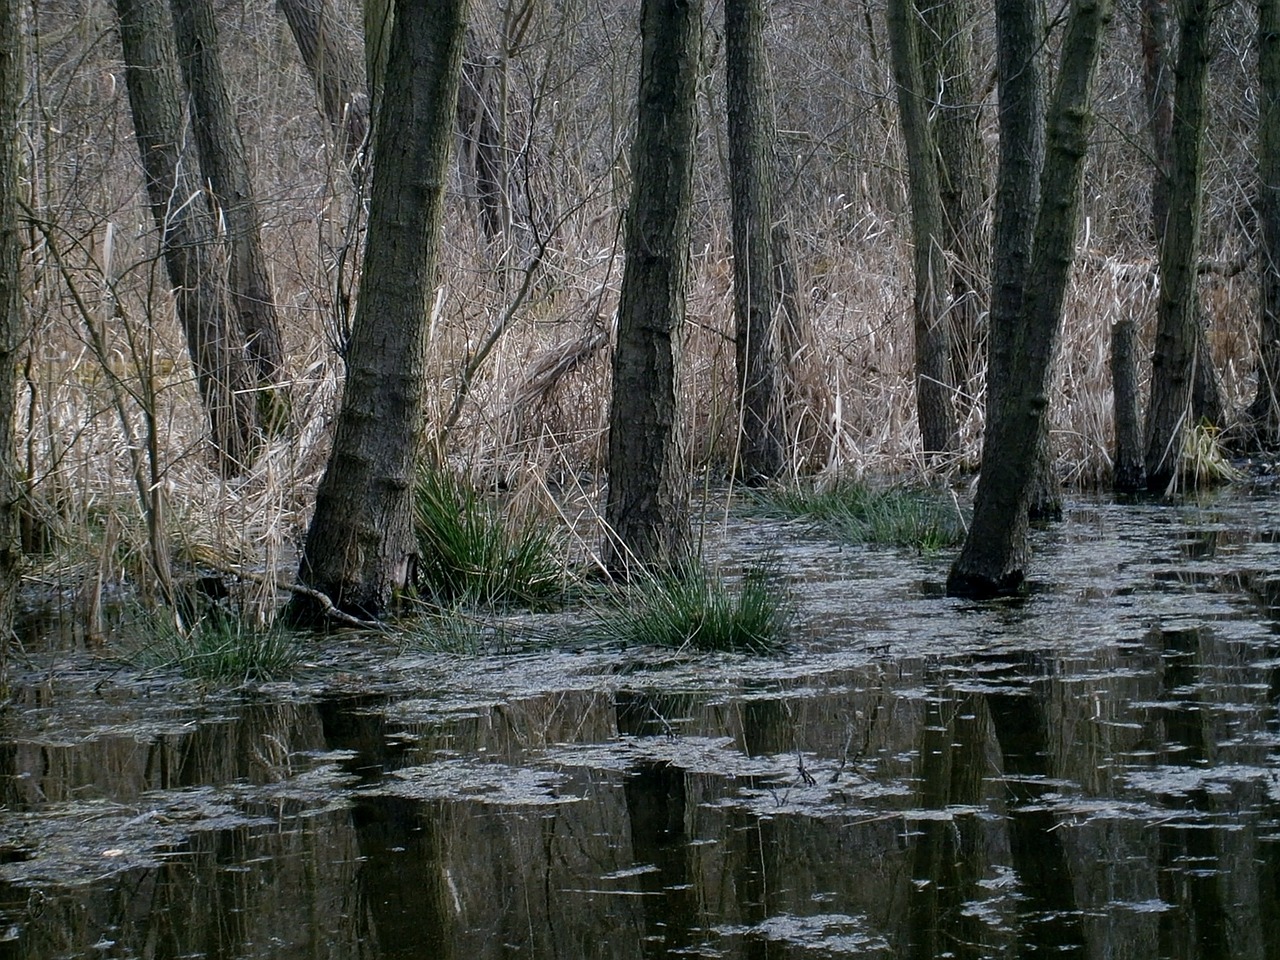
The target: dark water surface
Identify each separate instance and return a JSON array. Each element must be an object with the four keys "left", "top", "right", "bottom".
[{"left": 2, "top": 493, "right": 1280, "bottom": 959}]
